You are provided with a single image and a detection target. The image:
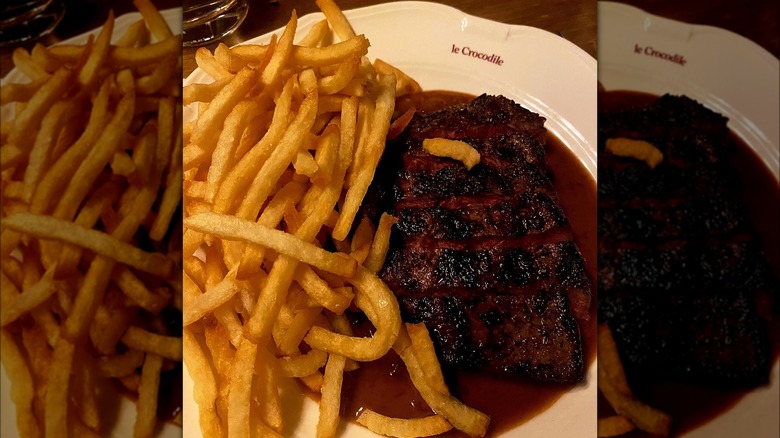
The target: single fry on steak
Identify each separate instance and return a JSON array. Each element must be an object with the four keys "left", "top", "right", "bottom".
[{"left": 422, "top": 137, "right": 481, "bottom": 170}]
